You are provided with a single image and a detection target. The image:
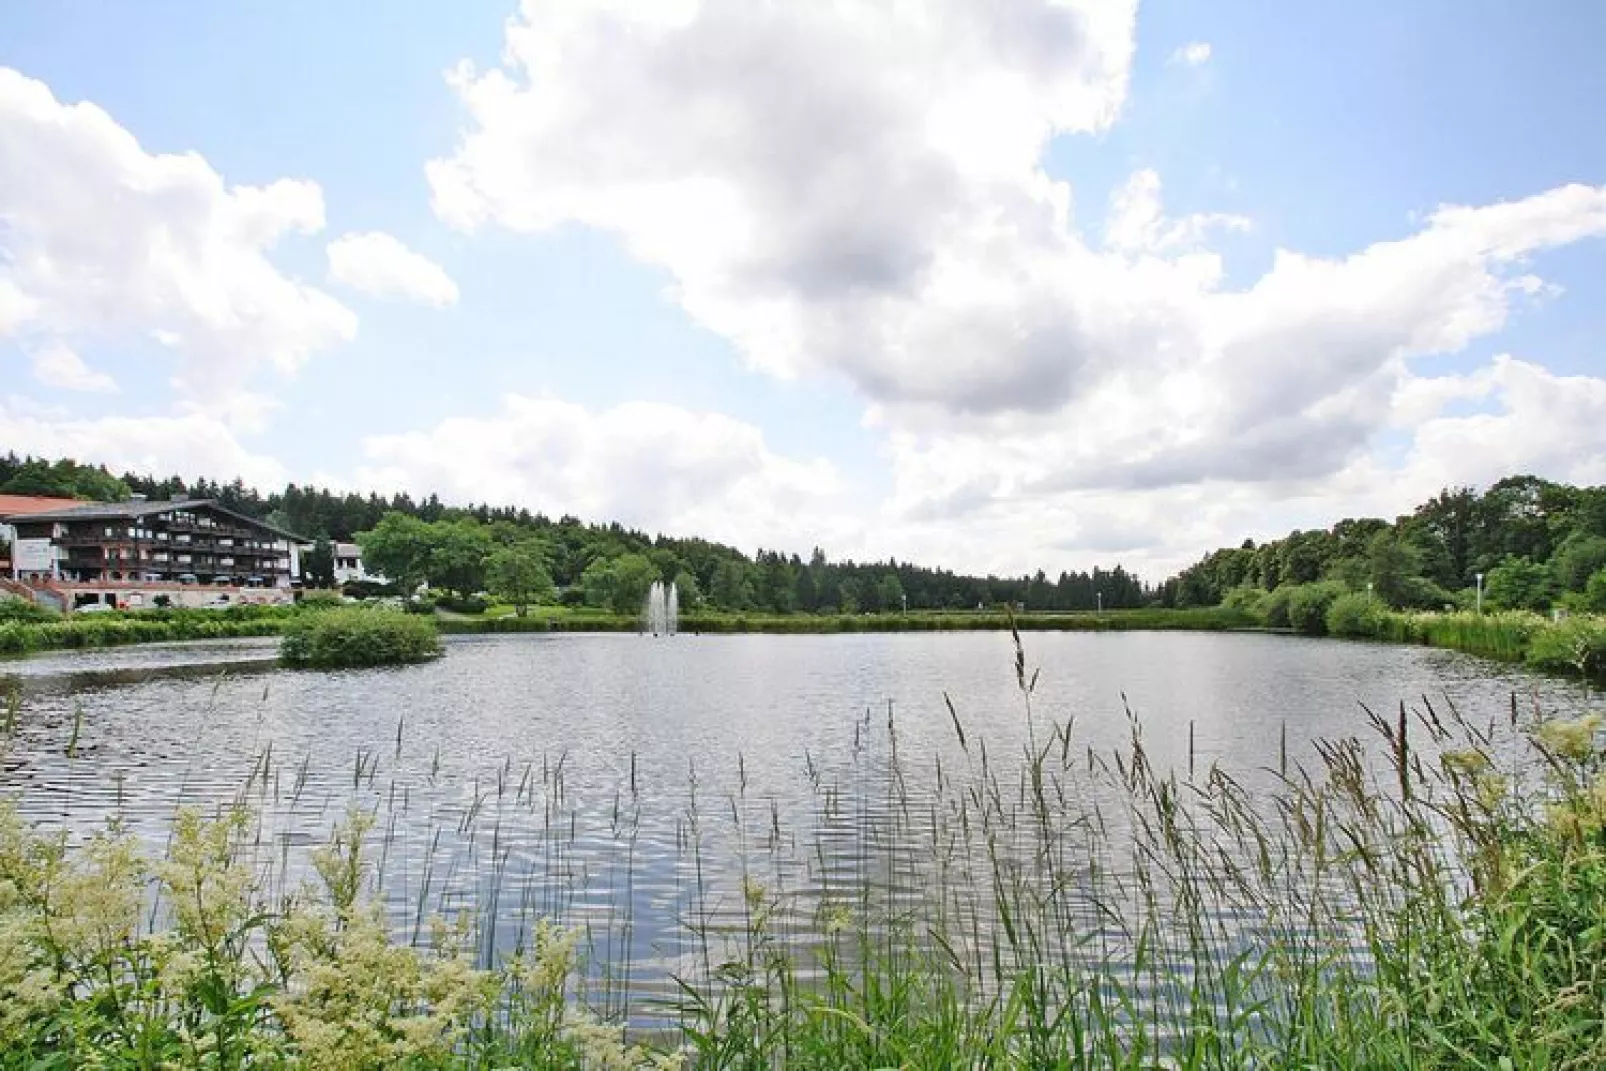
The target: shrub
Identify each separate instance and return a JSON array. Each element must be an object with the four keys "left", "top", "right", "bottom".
[
  {"left": 434, "top": 594, "right": 489, "bottom": 615},
  {"left": 1261, "top": 586, "right": 1295, "bottom": 629},
  {"left": 1287, "top": 582, "right": 1345, "bottom": 636},
  {"left": 0, "top": 598, "right": 56, "bottom": 623},
  {"left": 1579, "top": 568, "right": 1606, "bottom": 614},
  {"left": 280, "top": 608, "right": 442, "bottom": 669},
  {"left": 1326, "top": 592, "right": 1385, "bottom": 638},
  {"left": 1525, "top": 616, "right": 1606, "bottom": 678},
  {"left": 1220, "top": 585, "right": 1267, "bottom": 622},
  {"left": 298, "top": 589, "right": 346, "bottom": 609}
]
